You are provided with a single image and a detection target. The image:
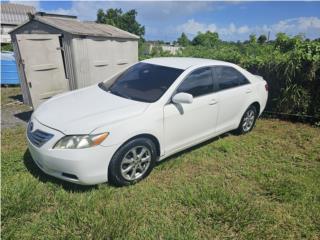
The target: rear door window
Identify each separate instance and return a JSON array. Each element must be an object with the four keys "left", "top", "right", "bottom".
[
  {"left": 177, "top": 67, "right": 214, "bottom": 97},
  {"left": 213, "top": 66, "right": 249, "bottom": 91}
]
